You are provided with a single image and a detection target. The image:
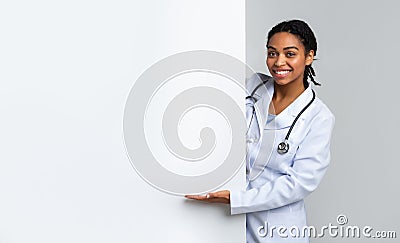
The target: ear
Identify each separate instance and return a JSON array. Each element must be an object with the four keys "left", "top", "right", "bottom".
[{"left": 305, "top": 50, "right": 314, "bottom": 65}]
